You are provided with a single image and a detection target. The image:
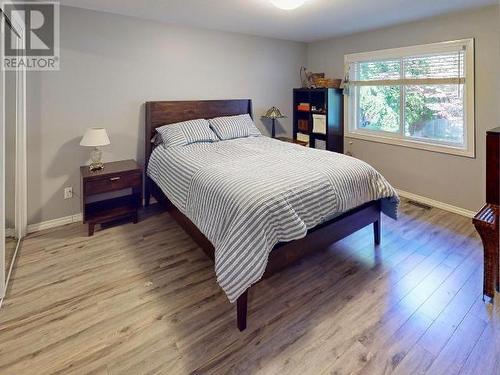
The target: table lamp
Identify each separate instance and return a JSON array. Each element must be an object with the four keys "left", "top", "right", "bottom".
[
  {"left": 80, "top": 127, "right": 110, "bottom": 171},
  {"left": 262, "top": 106, "right": 286, "bottom": 138}
]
